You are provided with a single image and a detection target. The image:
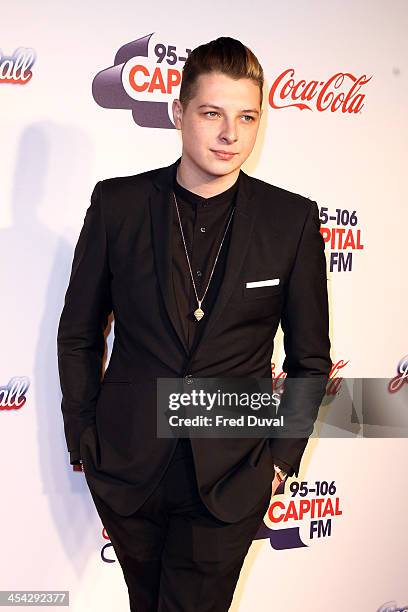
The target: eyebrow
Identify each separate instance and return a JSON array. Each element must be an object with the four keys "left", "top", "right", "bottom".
[{"left": 197, "top": 104, "right": 260, "bottom": 115}]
